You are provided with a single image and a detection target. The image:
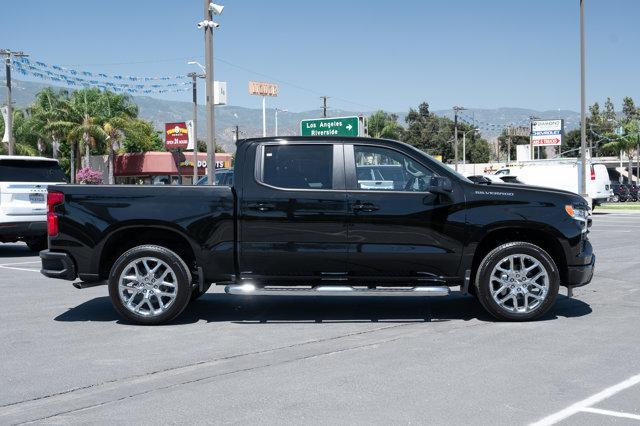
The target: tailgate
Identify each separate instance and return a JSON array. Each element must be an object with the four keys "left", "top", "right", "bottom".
[{"left": 0, "top": 183, "right": 48, "bottom": 216}]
